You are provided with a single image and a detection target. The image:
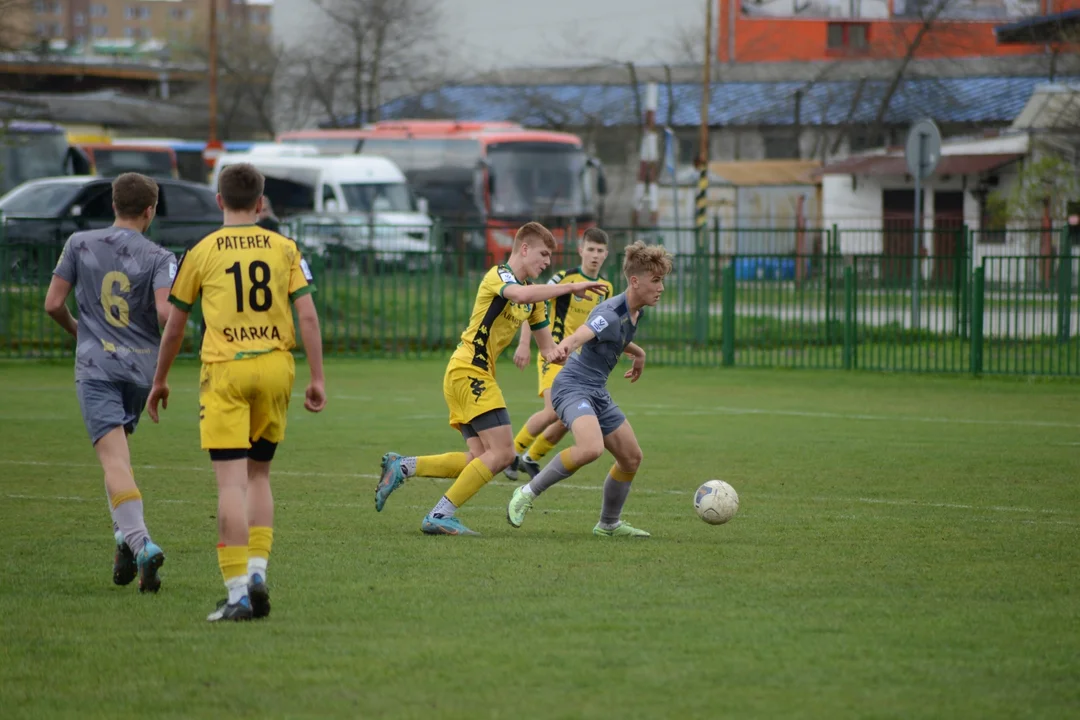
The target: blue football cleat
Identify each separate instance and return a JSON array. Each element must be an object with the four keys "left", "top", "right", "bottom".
[
  {"left": 421, "top": 514, "right": 480, "bottom": 536},
  {"left": 248, "top": 573, "right": 270, "bottom": 619},
  {"left": 136, "top": 541, "right": 165, "bottom": 593},
  {"left": 376, "top": 452, "right": 407, "bottom": 512}
]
